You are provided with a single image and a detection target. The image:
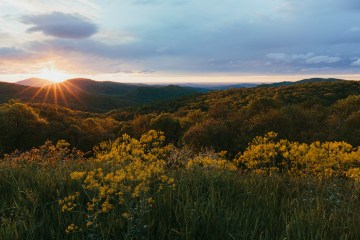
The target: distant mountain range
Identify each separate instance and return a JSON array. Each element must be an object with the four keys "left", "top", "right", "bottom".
[
  {"left": 257, "top": 78, "right": 344, "bottom": 88},
  {"left": 177, "top": 78, "right": 345, "bottom": 90},
  {"left": 16, "top": 78, "right": 53, "bottom": 87},
  {"left": 15, "top": 78, "right": 260, "bottom": 90},
  {"left": 0, "top": 77, "right": 352, "bottom": 112},
  {"left": 176, "top": 83, "right": 259, "bottom": 90},
  {"left": 14, "top": 77, "right": 346, "bottom": 90},
  {"left": 1, "top": 78, "right": 204, "bottom": 112}
]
